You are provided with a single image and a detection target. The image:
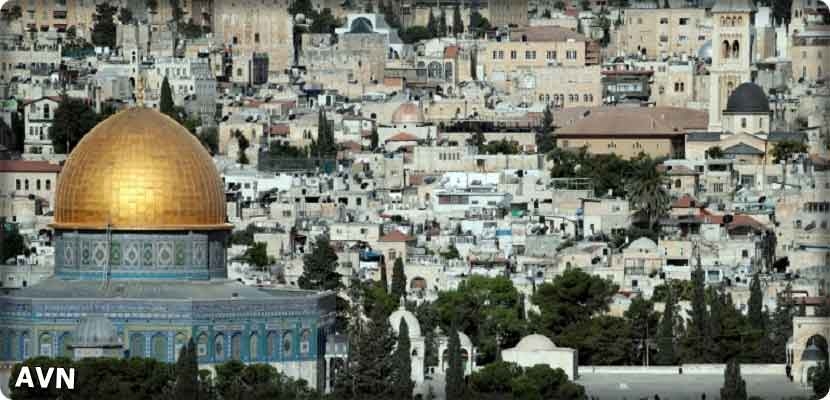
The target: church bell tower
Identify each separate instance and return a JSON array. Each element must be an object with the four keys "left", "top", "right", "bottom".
[{"left": 708, "top": 0, "right": 756, "bottom": 132}]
